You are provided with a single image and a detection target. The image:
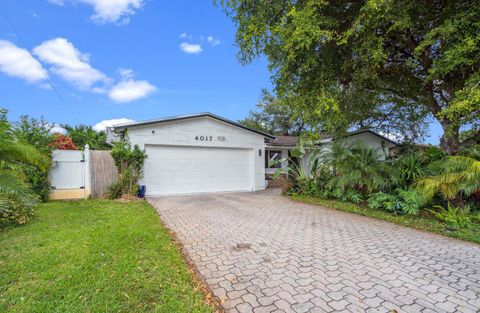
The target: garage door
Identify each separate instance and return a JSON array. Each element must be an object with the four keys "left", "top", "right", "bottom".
[{"left": 144, "top": 145, "right": 253, "bottom": 196}]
